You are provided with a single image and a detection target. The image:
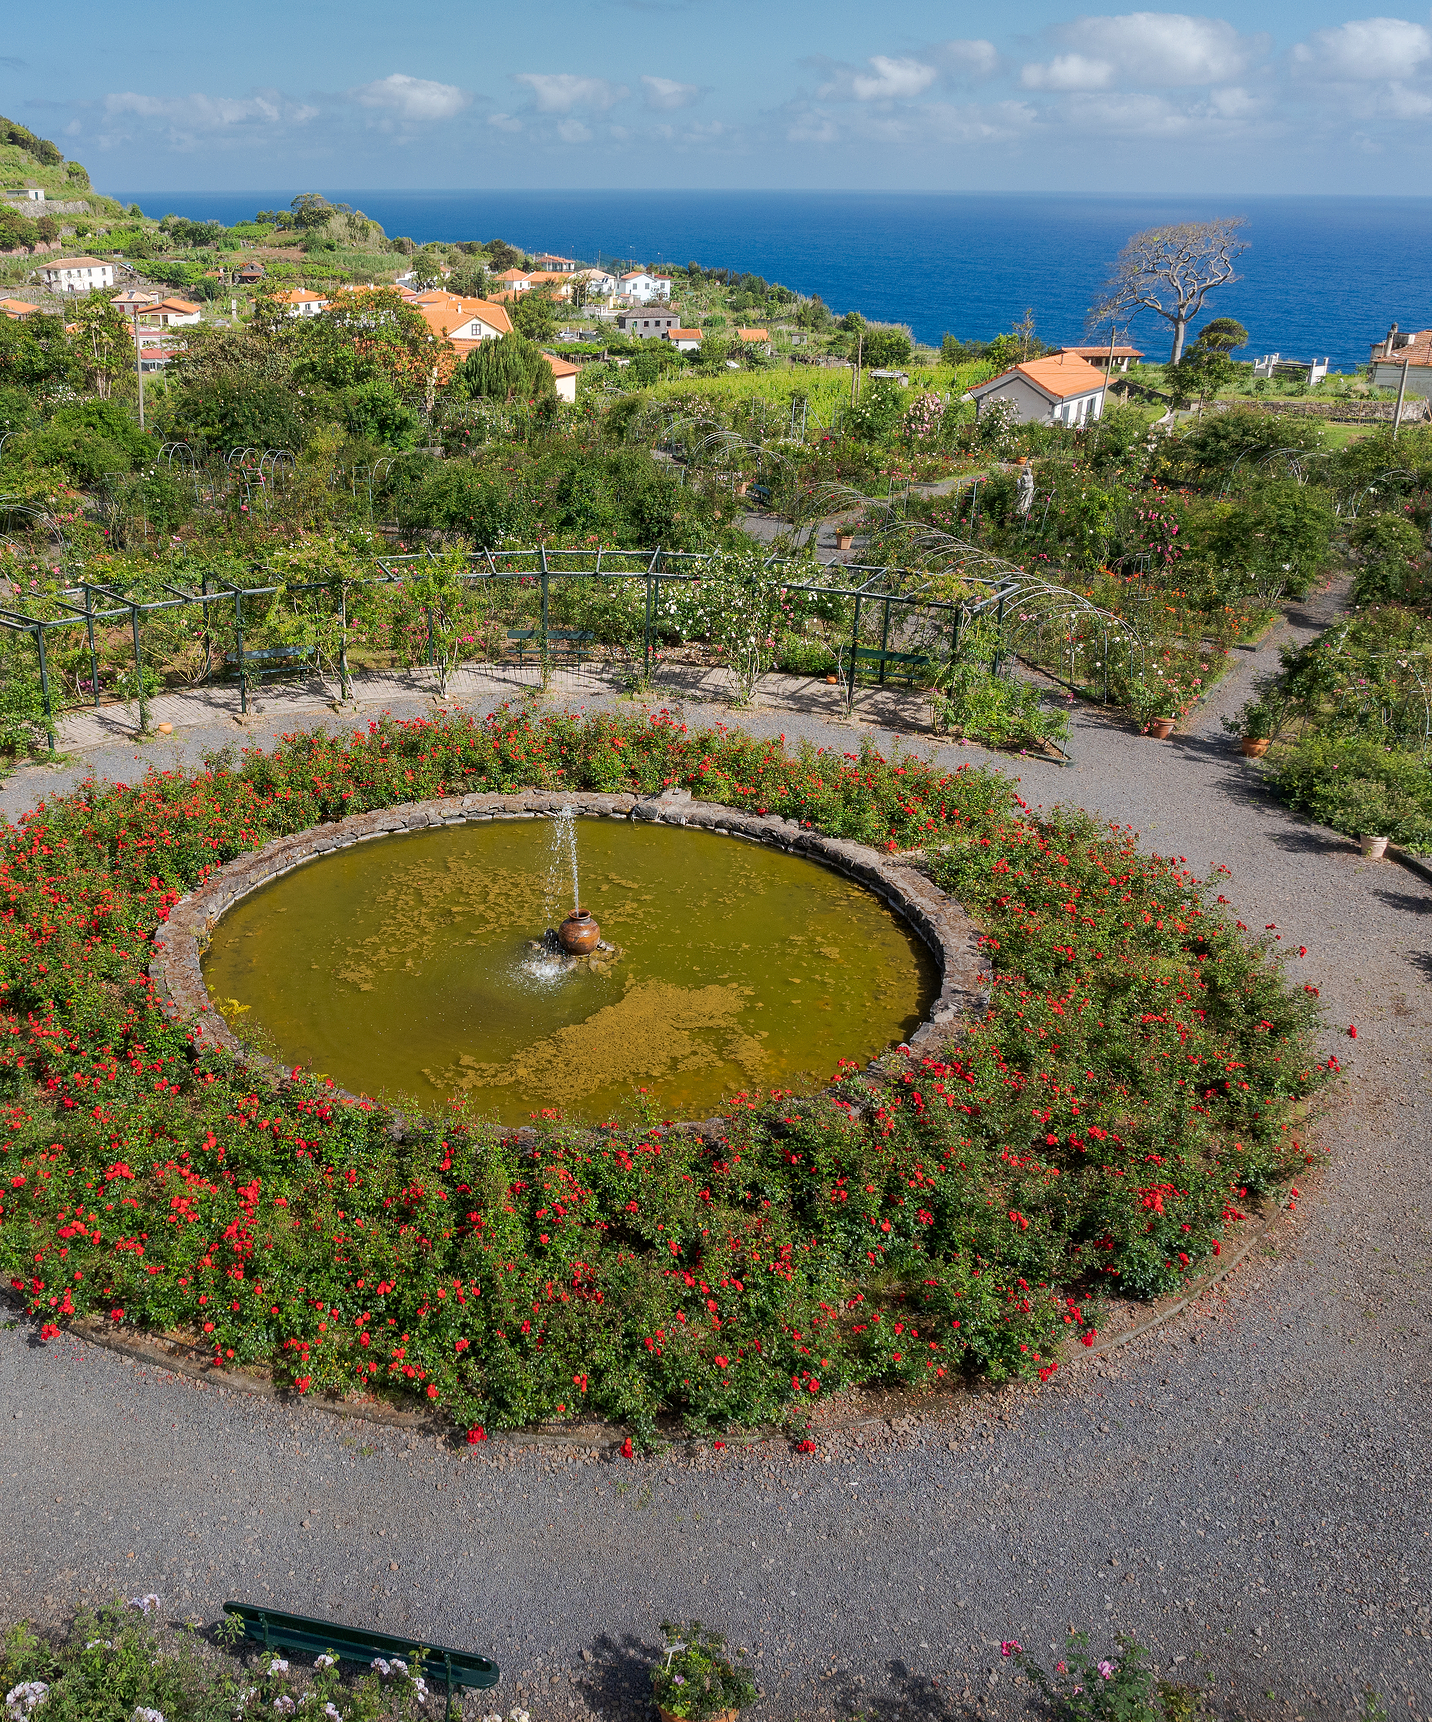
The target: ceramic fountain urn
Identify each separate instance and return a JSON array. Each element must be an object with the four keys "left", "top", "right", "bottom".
[{"left": 557, "top": 907, "right": 601, "bottom": 954}]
